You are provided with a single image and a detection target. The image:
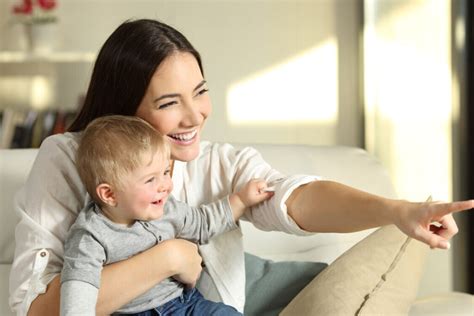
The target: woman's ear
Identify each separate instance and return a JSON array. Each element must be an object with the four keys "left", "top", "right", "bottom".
[{"left": 96, "top": 183, "right": 117, "bottom": 207}]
